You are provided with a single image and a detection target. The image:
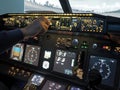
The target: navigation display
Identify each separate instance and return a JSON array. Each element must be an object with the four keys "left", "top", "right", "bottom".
[
  {"left": 89, "top": 56, "right": 117, "bottom": 86},
  {"left": 42, "top": 80, "right": 66, "bottom": 90},
  {"left": 10, "top": 43, "right": 24, "bottom": 61},
  {"left": 53, "top": 49, "right": 76, "bottom": 76},
  {"left": 24, "top": 45, "right": 40, "bottom": 66}
]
